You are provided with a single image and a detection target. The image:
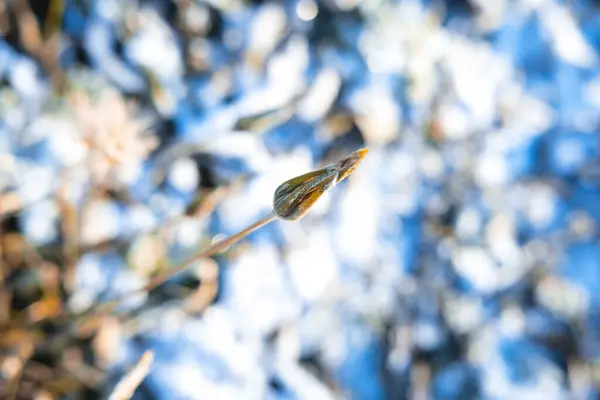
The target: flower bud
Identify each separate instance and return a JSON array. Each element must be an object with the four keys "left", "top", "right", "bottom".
[{"left": 273, "top": 148, "right": 368, "bottom": 221}]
